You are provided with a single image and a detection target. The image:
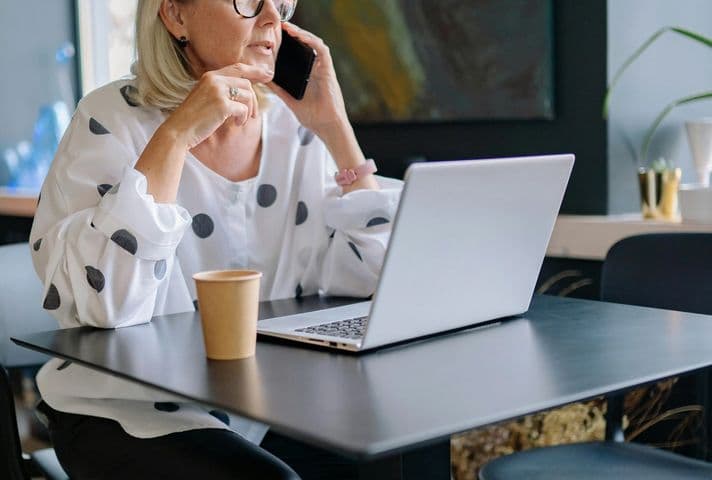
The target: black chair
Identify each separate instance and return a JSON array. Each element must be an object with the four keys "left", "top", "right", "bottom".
[
  {"left": 1, "top": 365, "right": 68, "bottom": 480},
  {"left": 480, "top": 233, "right": 712, "bottom": 479},
  {"left": 0, "top": 243, "right": 68, "bottom": 479}
]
